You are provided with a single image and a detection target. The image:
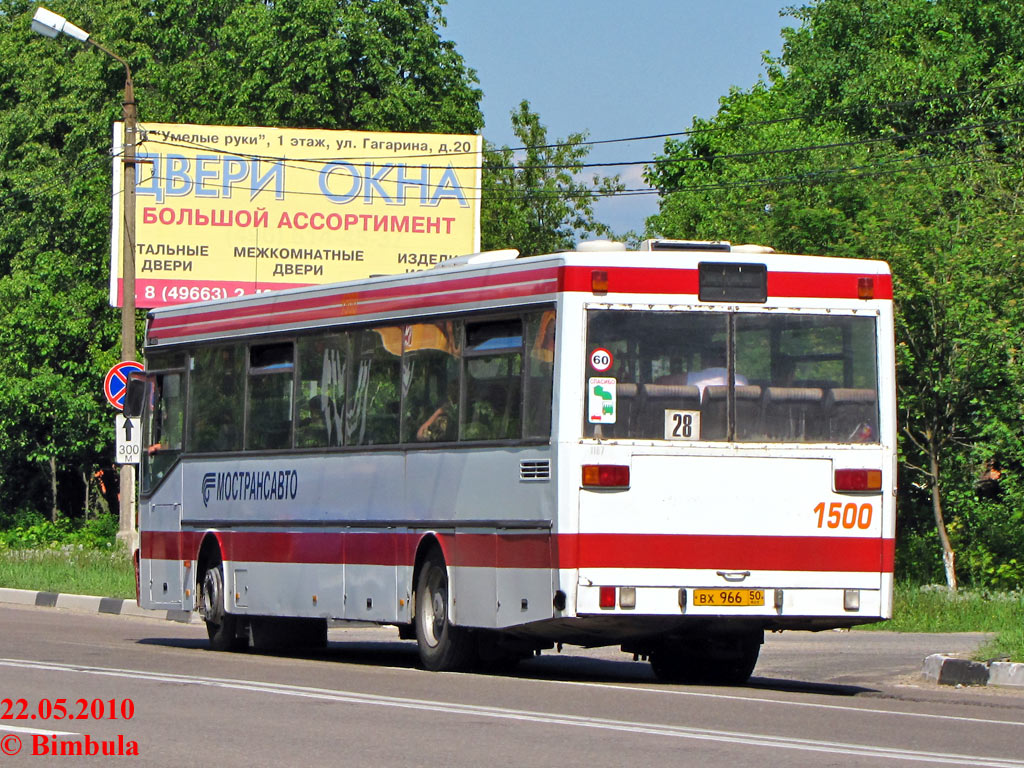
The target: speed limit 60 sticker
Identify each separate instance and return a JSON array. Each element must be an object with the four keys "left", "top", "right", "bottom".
[{"left": 589, "top": 348, "right": 613, "bottom": 371}]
